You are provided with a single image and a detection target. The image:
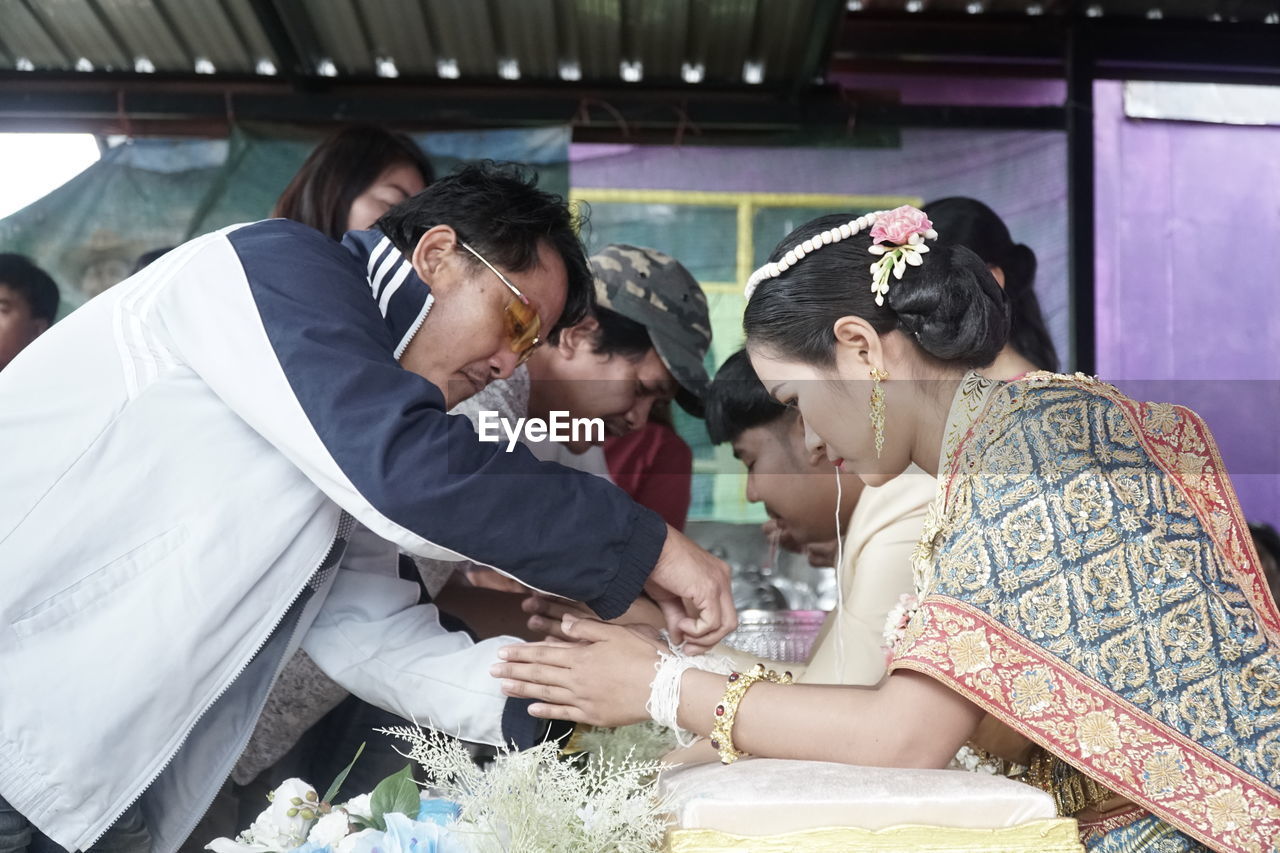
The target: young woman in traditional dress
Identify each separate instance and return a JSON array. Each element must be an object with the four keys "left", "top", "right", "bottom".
[{"left": 492, "top": 207, "right": 1280, "bottom": 853}]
